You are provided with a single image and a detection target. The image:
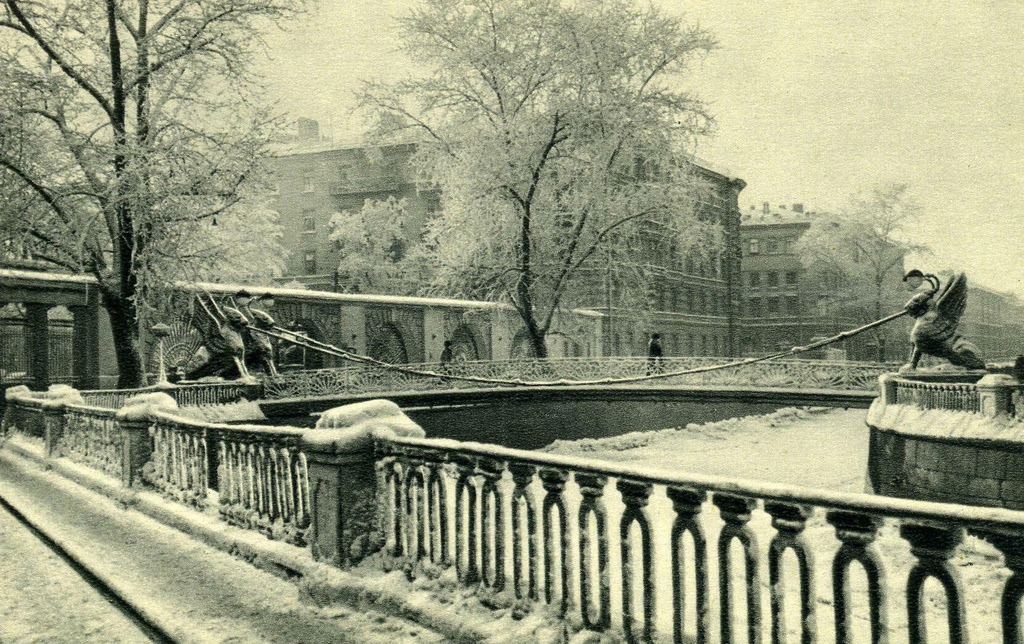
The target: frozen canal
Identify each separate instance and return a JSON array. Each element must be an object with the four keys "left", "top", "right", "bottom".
[{"left": 542, "top": 406, "right": 871, "bottom": 492}]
